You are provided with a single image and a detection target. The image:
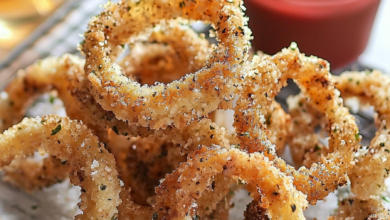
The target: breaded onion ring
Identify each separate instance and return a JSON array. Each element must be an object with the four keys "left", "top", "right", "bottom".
[
  {"left": 83, "top": 0, "right": 251, "bottom": 129},
  {"left": 328, "top": 197, "right": 390, "bottom": 220},
  {"left": 107, "top": 131, "right": 186, "bottom": 205},
  {"left": 0, "top": 49, "right": 231, "bottom": 149},
  {"left": 119, "top": 20, "right": 212, "bottom": 84},
  {"left": 287, "top": 70, "right": 390, "bottom": 203},
  {"left": 267, "top": 101, "right": 290, "bottom": 156},
  {"left": 0, "top": 55, "right": 83, "bottom": 132},
  {"left": 234, "top": 45, "right": 359, "bottom": 203},
  {"left": 1, "top": 47, "right": 233, "bottom": 192},
  {"left": 334, "top": 71, "right": 390, "bottom": 200},
  {"left": 155, "top": 146, "right": 308, "bottom": 219},
  {"left": 0, "top": 115, "right": 121, "bottom": 220},
  {"left": 3, "top": 156, "right": 69, "bottom": 191},
  {"left": 286, "top": 93, "right": 327, "bottom": 168}
]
